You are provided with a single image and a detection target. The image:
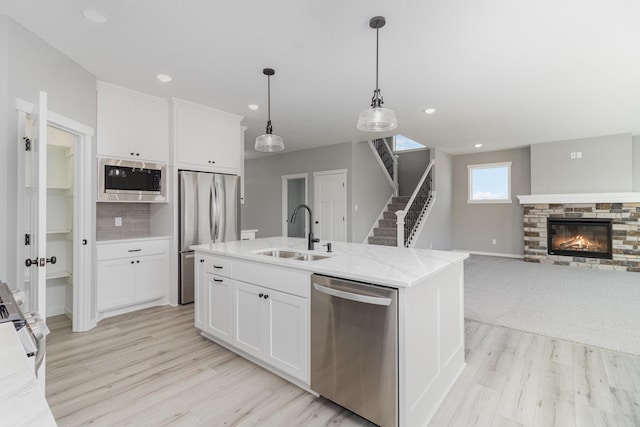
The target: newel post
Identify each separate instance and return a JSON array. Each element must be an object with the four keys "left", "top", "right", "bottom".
[{"left": 395, "top": 210, "right": 406, "bottom": 248}]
